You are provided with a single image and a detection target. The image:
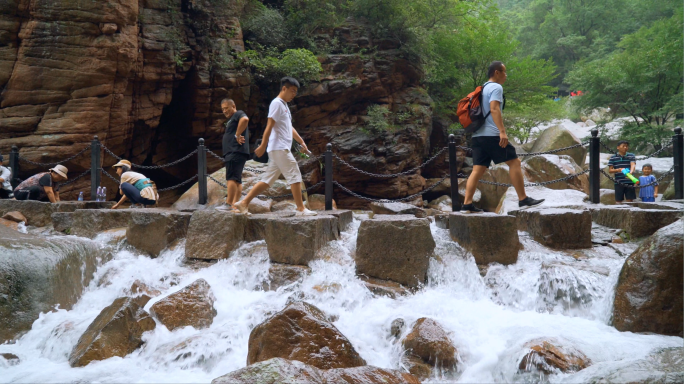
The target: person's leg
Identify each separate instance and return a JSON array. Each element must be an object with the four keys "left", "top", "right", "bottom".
[
  {"left": 464, "top": 165, "right": 488, "bottom": 205},
  {"left": 233, "top": 183, "right": 243, "bottom": 205},
  {"left": 505, "top": 158, "right": 527, "bottom": 200},
  {"left": 121, "top": 182, "right": 143, "bottom": 204},
  {"left": 277, "top": 150, "right": 307, "bottom": 211},
  {"left": 27, "top": 186, "right": 42, "bottom": 201},
  {"left": 624, "top": 186, "right": 636, "bottom": 203},
  {"left": 226, "top": 180, "right": 238, "bottom": 205},
  {"left": 290, "top": 182, "right": 304, "bottom": 210},
  {"left": 614, "top": 184, "right": 624, "bottom": 204},
  {"left": 234, "top": 152, "right": 281, "bottom": 212}
]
